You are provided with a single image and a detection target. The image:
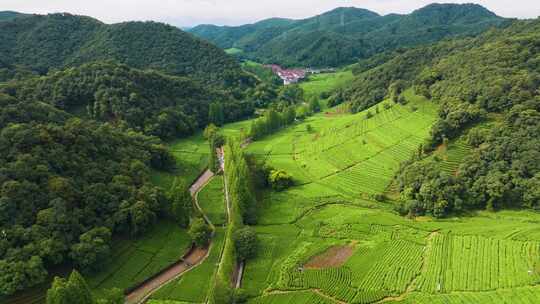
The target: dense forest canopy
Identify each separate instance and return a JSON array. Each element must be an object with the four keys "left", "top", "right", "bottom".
[
  {"left": 0, "top": 11, "right": 28, "bottom": 22},
  {"left": 1, "top": 62, "right": 255, "bottom": 139},
  {"left": 0, "top": 93, "right": 179, "bottom": 295},
  {"left": 0, "top": 11, "right": 265, "bottom": 297},
  {"left": 342, "top": 18, "right": 540, "bottom": 217},
  {"left": 189, "top": 4, "right": 507, "bottom": 67},
  {"left": 0, "top": 12, "right": 249, "bottom": 86}
]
